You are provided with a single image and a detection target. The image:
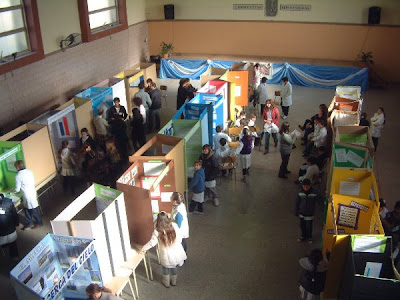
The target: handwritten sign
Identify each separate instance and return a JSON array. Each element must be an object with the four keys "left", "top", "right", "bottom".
[{"left": 337, "top": 204, "right": 360, "bottom": 229}]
